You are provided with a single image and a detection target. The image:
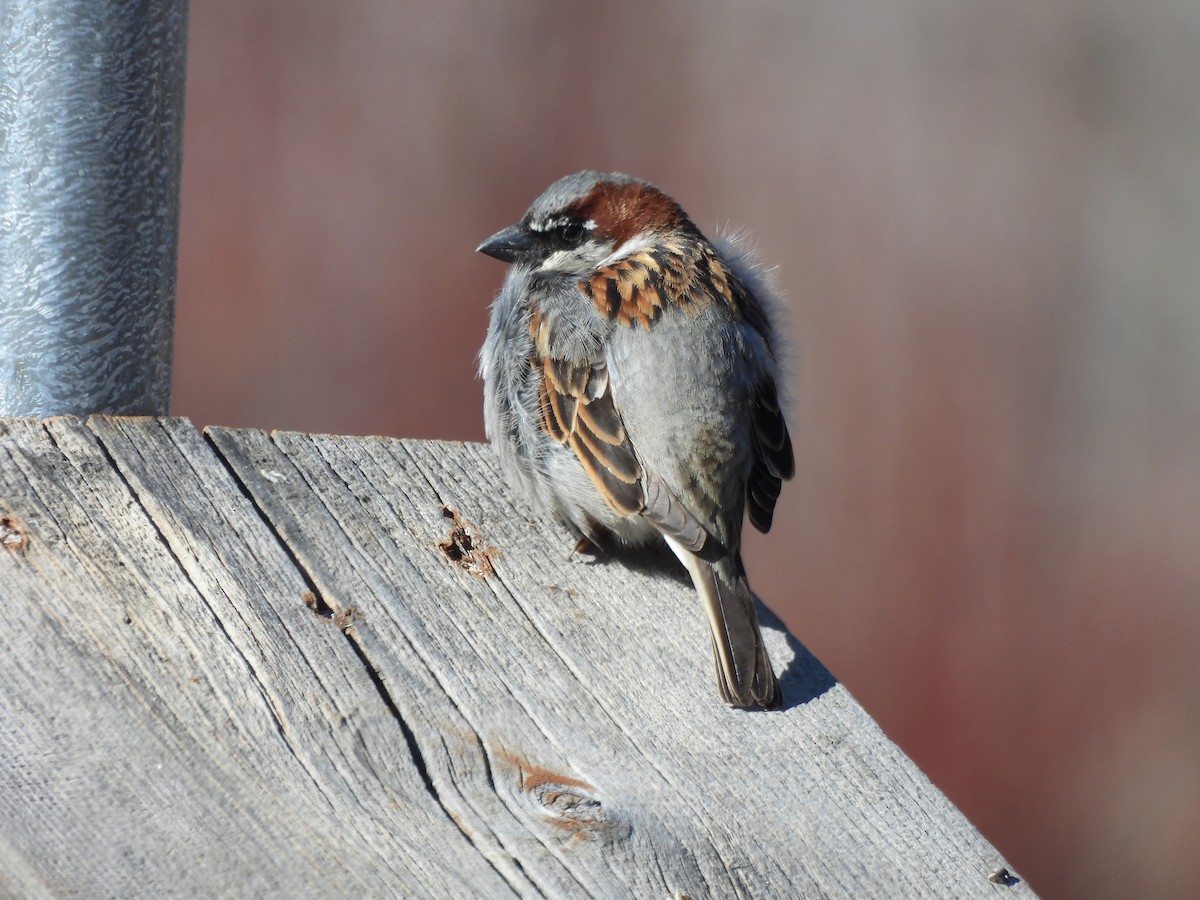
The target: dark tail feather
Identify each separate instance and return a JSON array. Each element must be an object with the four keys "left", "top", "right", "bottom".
[
  {"left": 702, "top": 563, "right": 782, "bottom": 710},
  {"left": 667, "top": 539, "right": 781, "bottom": 710}
]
